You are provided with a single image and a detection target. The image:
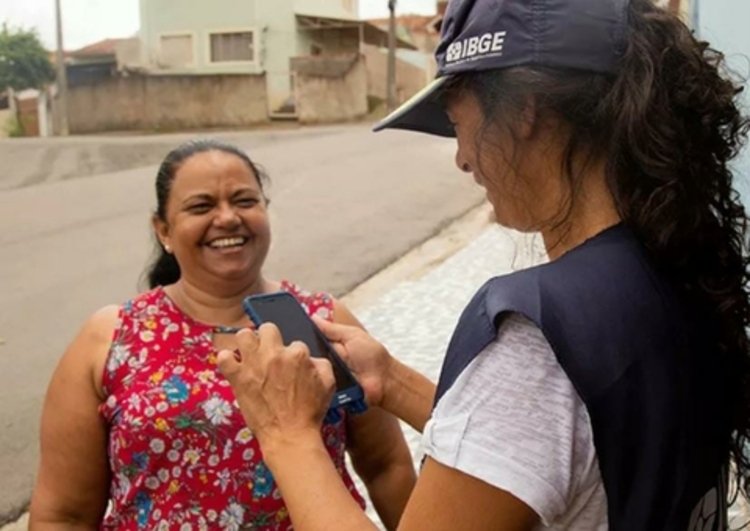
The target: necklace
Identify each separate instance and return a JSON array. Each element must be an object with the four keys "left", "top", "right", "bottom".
[{"left": 212, "top": 325, "right": 250, "bottom": 335}]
